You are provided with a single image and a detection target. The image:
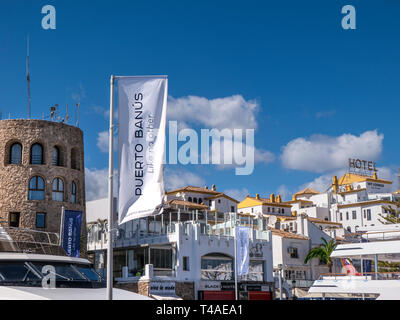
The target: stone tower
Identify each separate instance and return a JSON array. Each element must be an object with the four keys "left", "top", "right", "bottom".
[{"left": 0, "top": 119, "right": 86, "bottom": 256}]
